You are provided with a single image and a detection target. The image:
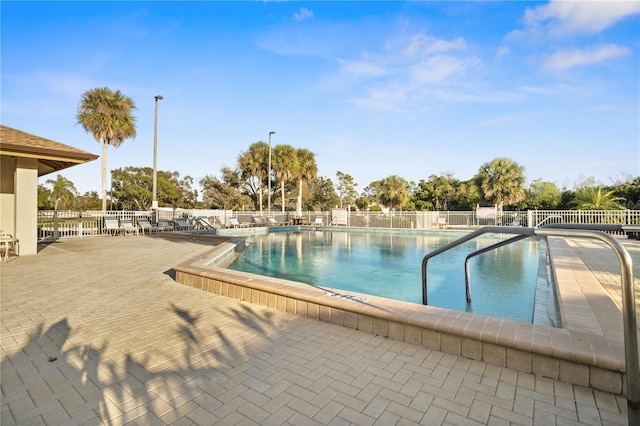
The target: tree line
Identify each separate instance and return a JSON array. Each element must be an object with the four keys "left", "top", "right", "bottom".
[
  {"left": 39, "top": 154, "right": 639, "bottom": 212},
  {"left": 38, "top": 87, "right": 639, "bottom": 212}
]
